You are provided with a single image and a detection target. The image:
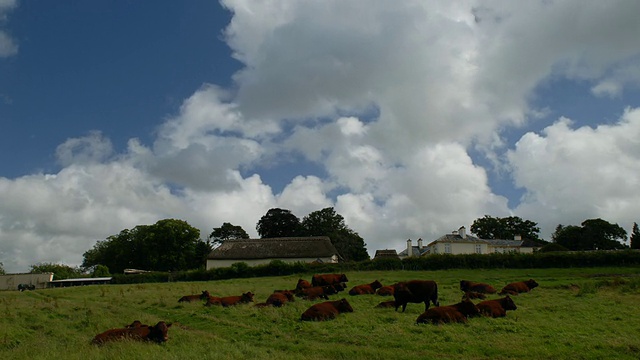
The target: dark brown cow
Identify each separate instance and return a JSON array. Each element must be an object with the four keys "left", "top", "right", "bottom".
[
  {"left": 348, "top": 280, "right": 383, "bottom": 295},
  {"left": 178, "top": 290, "right": 210, "bottom": 303},
  {"left": 375, "top": 300, "right": 396, "bottom": 308},
  {"left": 91, "top": 321, "right": 172, "bottom": 345},
  {"left": 376, "top": 285, "right": 395, "bottom": 296},
  {"left": 295, "top": 279, "right": 312, "bottom": 290},
  {"left": 300, "top": 298, "right": 354, "bottom": 321},
  {"left": 125, "top": 320, "right": 145, "bottom": 328},
  {"left": 416, "top": 299, "right": 480, "bottom": 325},
  {"left": 476, "top": 295, "right": 517, "bottom": 317},
  {"left": 205, "top": 292, "right": 254, "bottom": 307},
  {"left": 393, "top": 280, "right": 439, "bottom": 312},
  {"left": 462, "top": 291, "right": 486, "bottom": 300},
  {"left": 295, "top": 285, "right": 337, "bottom": 300},
  {"left": 459, "top": 280, "right": 497, "bottom": 294},
  {"left": 499, "top": 279, "right": 539, "bottom": 295},
  {"left": 255, "top": 290, "right": 296, "bottom": 308},
  {"left": 311, "top": 273, "right": 349, "bottom": 287}
]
